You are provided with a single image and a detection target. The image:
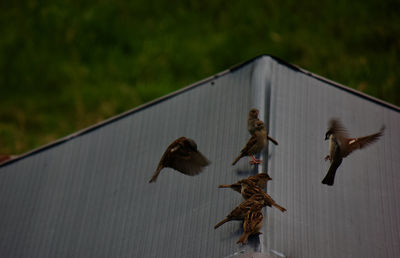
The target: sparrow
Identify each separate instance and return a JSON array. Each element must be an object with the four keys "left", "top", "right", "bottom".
[
  {"left": 247, "top": 108, "right": 260, "bottom": 135},
  {"left": 214, "top": 194, "right": 264, "bottom": 229},
  {"left": 232, "top": 121, "right": 267, "bottom": 165},
  {"left": 247, "top": 108, "right": 279, "bottom": 144},
  {"left": 149, "top": 137, "right": 210, "bottom": 183},
  {"left": 240, "top": 180, "right": 286, "bottom": 212},
  {"left": 322, "top": 119, "right": 385, "bottom": 186},
  {"left": 236, "top": 202, "right": 264, "bottom": 244},
  {"left": 218, "top": 172, "right": 272, "bottom": 193}
]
